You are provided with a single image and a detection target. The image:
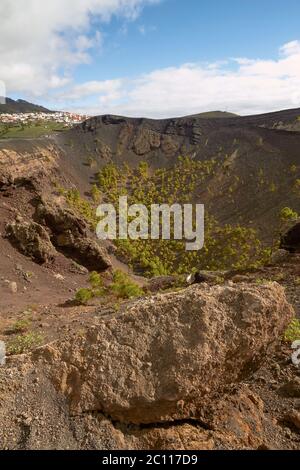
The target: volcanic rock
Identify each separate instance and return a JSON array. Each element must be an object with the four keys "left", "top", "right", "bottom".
[
  {"left": 281, "top": 220, "right": 300, "bottom": 253},
  {"left": 5, "top": 219, "right": 56, "bottom": 263},
  {"left": 34, "top": 282, "right": 293, "bottom": 424},
  {"left": 36, "top": 199, "right": 111, "bottom": 271}
]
